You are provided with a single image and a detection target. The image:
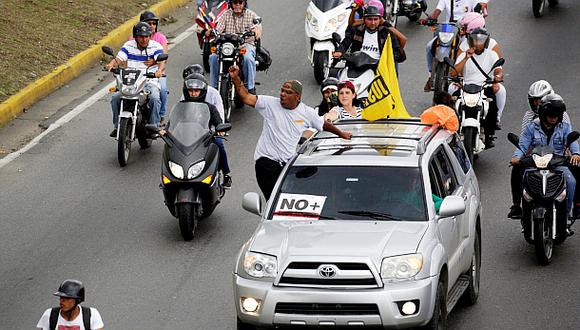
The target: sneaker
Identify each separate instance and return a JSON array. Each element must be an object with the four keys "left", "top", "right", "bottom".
[
  {"left": 223, "top": 174, "right": 232, "bottom": 189},
  {"left": 109, "top": 128, "right": 117, "bottom": 138},
  {"left": 573, "top": 205, "right": 580, "bottom": 219},
  {"left": 248, "top": 88, "right": 256, "bottom": 95},
  {"left": 485, "top": 136, "right": 495, "bottom": 149},
  {"left": 496, "top": 121, "right": 502, "bottom": 130},
  {"left": 423, "top": 78, "right": 433, "bottom": 93},
  {"left": 159, "top": 116, "right": 166, "bottom": 127},
  {"left": 508, "top": 205, "right": 523, "bottom": 219}
]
